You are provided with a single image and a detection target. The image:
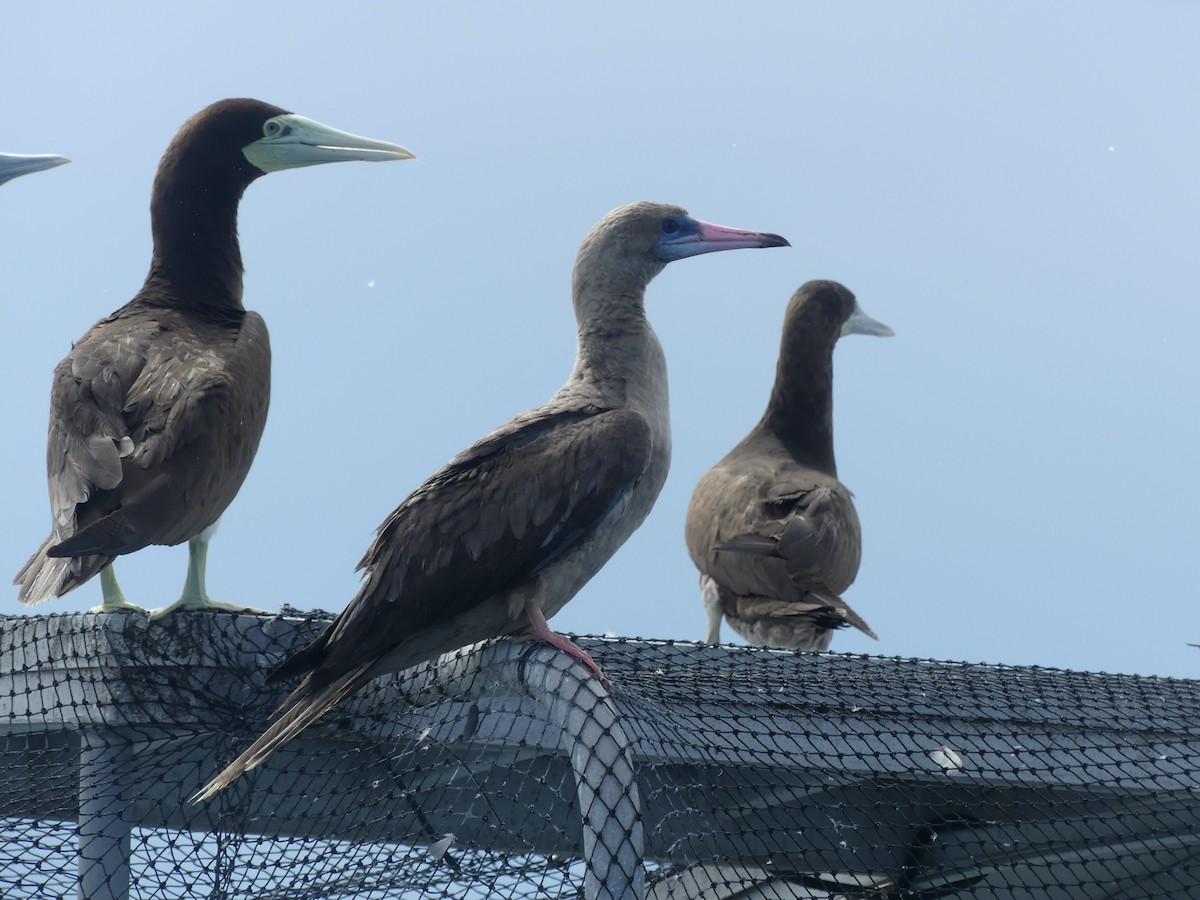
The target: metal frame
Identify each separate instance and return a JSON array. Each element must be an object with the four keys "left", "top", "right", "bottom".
[{"left": 0, "top": 613, "right": 1196, "bottom": 899}]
